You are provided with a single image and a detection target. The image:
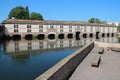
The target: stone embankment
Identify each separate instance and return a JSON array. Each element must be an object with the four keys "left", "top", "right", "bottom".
[{"left": 35, "top": 41, "right": 94, "bottom": 80}]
